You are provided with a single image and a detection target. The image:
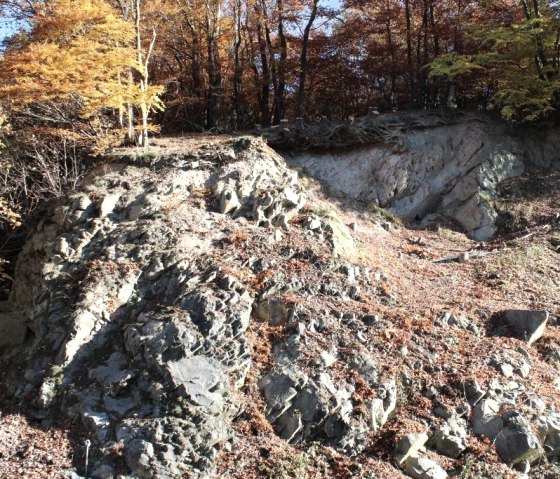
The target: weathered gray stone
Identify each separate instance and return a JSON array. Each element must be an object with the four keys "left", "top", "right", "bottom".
[
  {"left": 259, "top": 368, "right": 306, "bottom": 419},
  {"left": 324, "top": 215, "right": 355, "bottom": 258},
  {"left": 370, "top": 379, "right": 397, "bottom": 431},
  {"left": 463, "top": 379, "right": 485, "bottom": 406},
  {"left": 535, "top": 413, "right": 560, "bottom": 459},
  {"left": 403, "top": 456, "right": 447, "bottom": 479},
  {"left": 320, "top": 347, "right": 338, "bottom": 368},
  {"left": 504, "top": 310, "right": 548, "bottom": 344},
  {"left": 495, "top": 411, "right": 543, "bottom": 465},
  {"left": 395, "top": 431, "right": 429, "bottom": 464},
  {"left": 219, "top": 189, "right": 240, "bottom": 214},
  {"left": 472, "top": 398, "right": 504, "bottom": 439},
  {"left": 277, "top": 409, "right": 303, "bottom": 443},
  {"left": 438, "top": 312, "right": 479, "bottom": 335},
  {"left": 167, "top": 356, "right": 228, "bottom": 409},
  {"left": 304, "top": 217, "right": 322, "bottom": 230},
  {"left": 97, "top": 194, "right": 121, "bottom": 217},
  {"left": 125, "top": 439, "right": 155, "bottom": 478},
  {"left": 104, "top": 396, "right": 137, "bottom": 417},
  {"left": 431, "top": 415, "right": 468, "bottom": 459}
]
